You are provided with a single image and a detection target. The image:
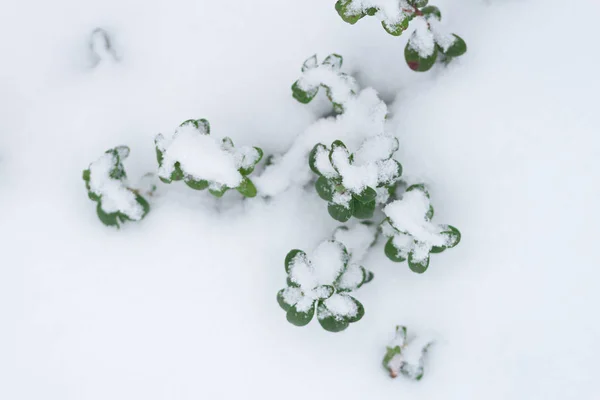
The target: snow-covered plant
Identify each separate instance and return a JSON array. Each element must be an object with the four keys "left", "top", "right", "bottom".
[
  {"left": 89, "top": 28, "right": 118, "bottom": 66},
  {"left": 382, "top": 325, "right": 432, "bottom": 380},
  {"left": 155, "top": 119, "right": 263, "bottom": 198},
  {"left": 292, "top": 54, "right": 359, "bottom": 112},
  {"left": 381, "top": 184, "right": 460, "bottom": 273},
  {"left": 277, "top": 240, "right": 371, "bottom": 332},
  {"left": 334, "top": 0, "right": 467, "bottom": 71},
  {"left": 83, "top": 146, "right": 150, "bottom": 228},
  {"left": 309, "top": 136, "right": 402, "bottom": 222}
]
